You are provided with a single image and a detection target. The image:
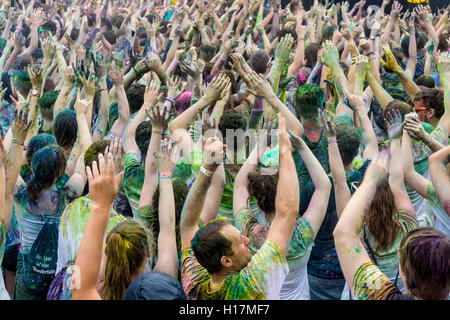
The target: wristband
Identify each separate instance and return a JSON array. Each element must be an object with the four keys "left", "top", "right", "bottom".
[
  {"left": 200, "top": 165, "right": 214, "bottom": 177},
  {"left": 165, "top": 97, "right": 175, "bottom": 104},
  {"left": 159, "top": 174, "right": 172, "bottom": 181},
  {"left": 327, "top": 138, "right": 337, "bottom": 145},
  {"left": 366, "top": 51, "right": 375, "bottom": 57},
  {"left": 12, "top": 139, "right": 24, "bottom": 146}
]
